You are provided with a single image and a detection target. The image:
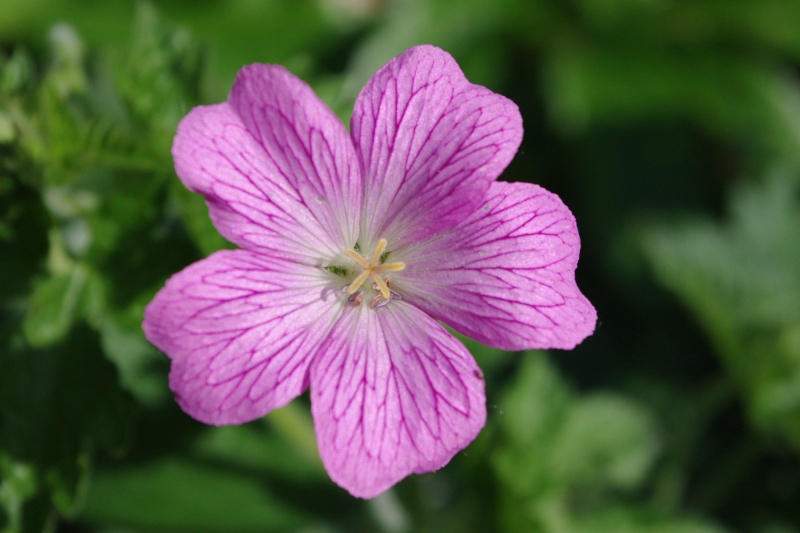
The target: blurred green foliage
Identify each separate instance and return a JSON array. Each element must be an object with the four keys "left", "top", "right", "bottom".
[
  {"left": 494, "top": 354, "right": 726, "bottom": 533},
  {"left": 1, "top": 0, "right": 800, "bottom": 532},
  {"left": 644, "top": 172, "right": 800, "bottom": 450}
]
